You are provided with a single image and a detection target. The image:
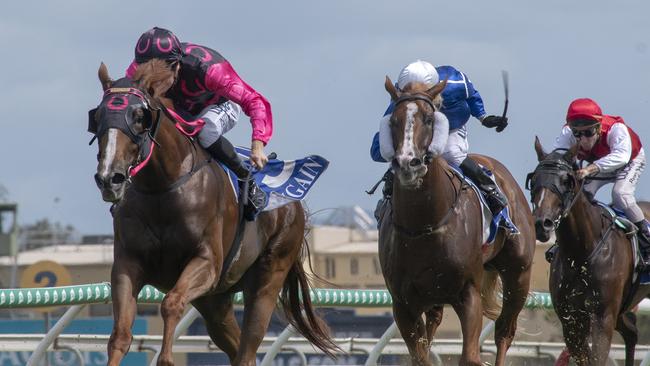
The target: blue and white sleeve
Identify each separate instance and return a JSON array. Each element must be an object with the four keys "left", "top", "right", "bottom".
[{"left": 465, "top": 74, "right": 487, "bottom": 120}]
